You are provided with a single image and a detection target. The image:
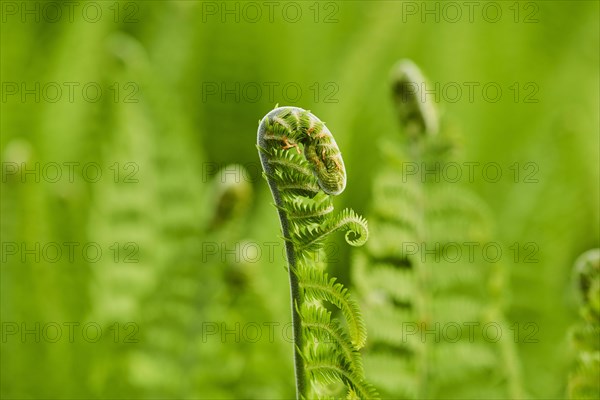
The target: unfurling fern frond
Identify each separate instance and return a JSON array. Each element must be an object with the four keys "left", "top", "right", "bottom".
[
  {"left": 390, "top": 59, "right": 439, "bottom": 139},
  {"left": 257, "top": 106, "right": 377, "bottom": 399},
  {"left": 353, "top": 61, "right": 524, "bottom": 399},
  {"left": 568, "top": 249, "right": 600, "bottom": 400}
]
